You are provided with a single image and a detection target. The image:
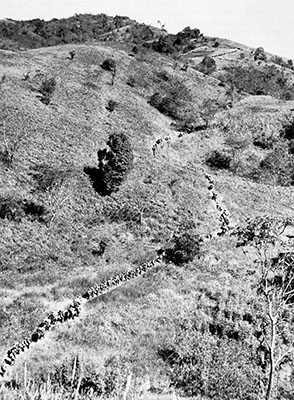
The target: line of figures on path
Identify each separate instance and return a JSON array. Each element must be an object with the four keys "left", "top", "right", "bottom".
[
  {"left": 0, "top": 253, "right": 165, "bottom": 378},
  {"left": 151, "top": 129, "right": 233, "bottom": 237},
  {"left": 203, "top": 174, "right": 233, "bottom": 240},
  {"left": 0, "top": 171, "right": 234, "bottom": 379}
]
